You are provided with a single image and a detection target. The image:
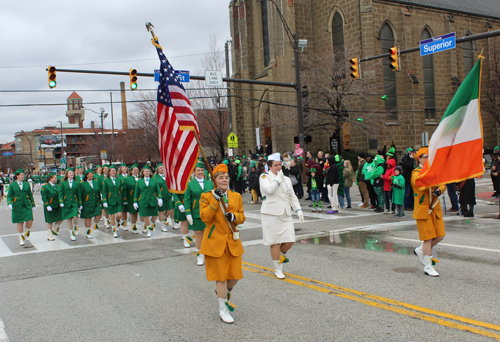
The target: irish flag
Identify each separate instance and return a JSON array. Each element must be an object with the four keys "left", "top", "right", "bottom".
[{"left": 415, "top": 56, "right": 484, "bottom": 189}]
